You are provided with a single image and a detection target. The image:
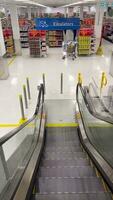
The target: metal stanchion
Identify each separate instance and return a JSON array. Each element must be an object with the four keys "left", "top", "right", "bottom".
[
  {"left": 26, "top": 77, "right": 31, "bottom": 100},
  {"left": 19, "top": 95, "right": 25, "bottom": 120},
  {"left": 23, "top": 85, "right": 28, "bottom": 109},
  {"left": 61, "top": 73, "right": 63, "bottom": 94},
  {"left": 42, "top": 73, "right": 46, "bottom": 94}
]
